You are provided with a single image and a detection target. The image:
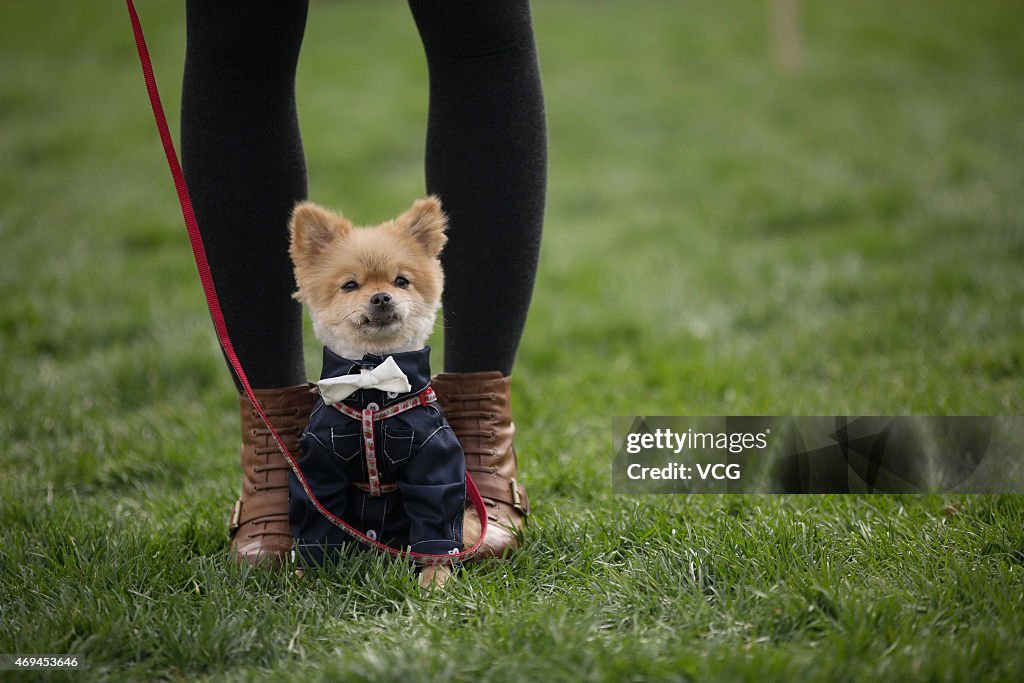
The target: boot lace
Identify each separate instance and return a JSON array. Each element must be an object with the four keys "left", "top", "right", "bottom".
[
  {"left": 249, "top": 406, "right": 303, "bottom": 491},
  {"left": 443, "top": 392, "right": 499, "bottom": 457},
  {"left": 442, "top": 391, "right": 504, "bottom": 483}
]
